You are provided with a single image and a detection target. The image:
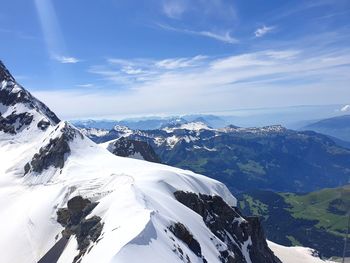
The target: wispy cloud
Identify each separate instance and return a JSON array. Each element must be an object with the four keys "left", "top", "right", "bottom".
[
  {"left": 162, "top": 0, "right": 186, "bottom": 19},
  {"left": 36, "top": 46, "right": 346, "bottom": 119},
  {"left": 199, "top": 31, "right": 238, "bottom": 44},
  {"left": 53, "top": 55, "right": 80, "bottom": 64},
  {"left": 76, "top": 83, "right": 94, "bottom": 88},
  {"left": 161, "top": 0, "right": 237, "bottom": 21},
  {"left": 254, "top": 25, "right": 275, "bottom": 38},
  {"left": 155, "top": 55, "right": 207, "bottom": 69},
  {"left": 89, "top": 56, "right": 208, "bottom": 86},
  {"left": 158, "top": 23, "right": 238, "bottom": 44}
]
